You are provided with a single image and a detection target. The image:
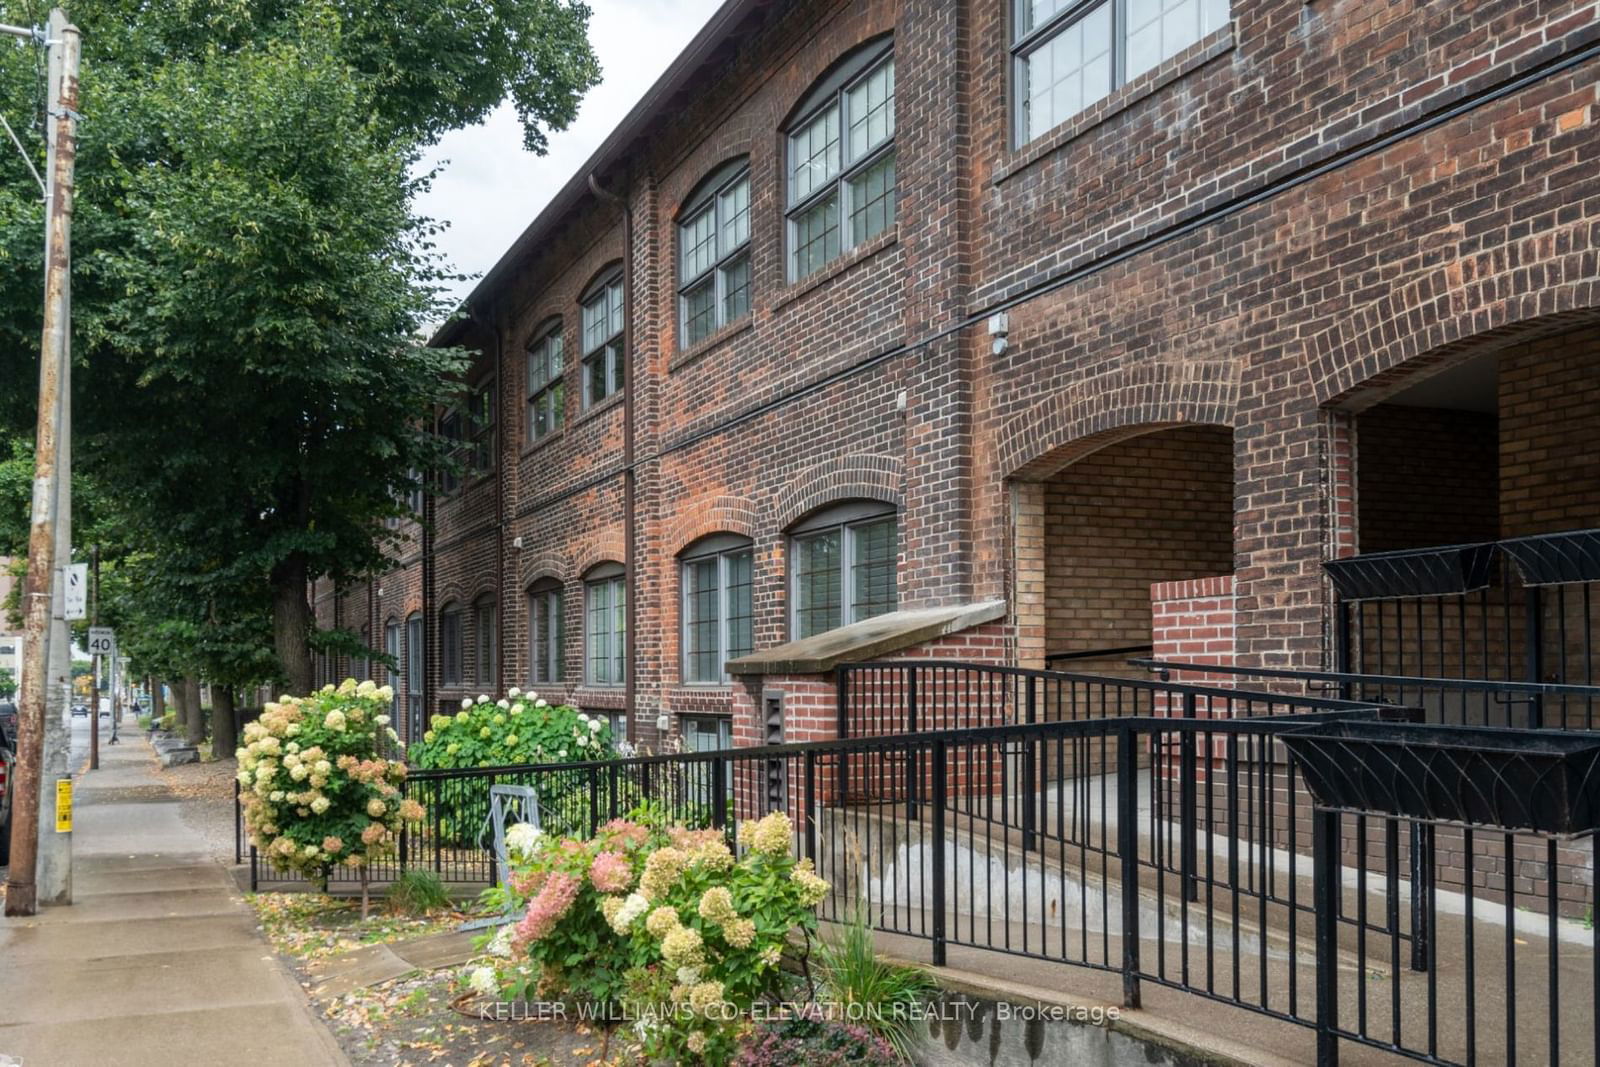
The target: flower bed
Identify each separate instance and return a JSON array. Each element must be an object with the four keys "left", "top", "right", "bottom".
[{"left": 468, "top": 810, "right": 830, "bottom": 1062}]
